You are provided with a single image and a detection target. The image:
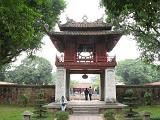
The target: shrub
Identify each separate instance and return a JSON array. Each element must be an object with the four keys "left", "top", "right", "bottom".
[
  {"left": 144, "top": 91, "right": 152, "bottom": 105},
  {"left": 33, "top": 90, "right": 48, "bottom": 119},
  {"left": 125, "top": 89, "right": 134, "bottom": 97},
  {"left": 115, "top": 113, "right": 125, "bottom": 120},
  {"left": 123, "top": 89, "right": 139, "bottom": 118},
  {"left": 55, "top": 111, "right": 69, "bottom": 120},
  {"left": 103, "top": 109, "right": 115, "bottom": 120},
  {"left": 20, "top": 94, "right": 29, "bottom": 107}
]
